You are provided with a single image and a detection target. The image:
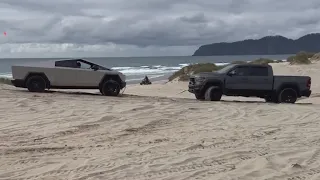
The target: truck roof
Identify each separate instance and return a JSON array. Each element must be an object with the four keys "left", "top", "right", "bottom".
[
  {"left": 232, "top": 63, "right": 271, "bottom": 67},
  {"left": 12, "top": 58, "right": 93, "bottom": 68}
]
